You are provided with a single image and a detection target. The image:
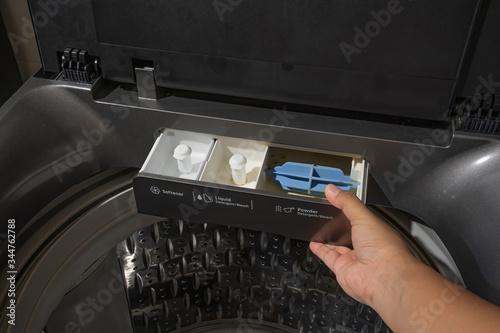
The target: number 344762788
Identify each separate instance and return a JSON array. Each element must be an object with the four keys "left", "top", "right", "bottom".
[{"left": 7, "top": 219, "right": 16, "bottom": 269}]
